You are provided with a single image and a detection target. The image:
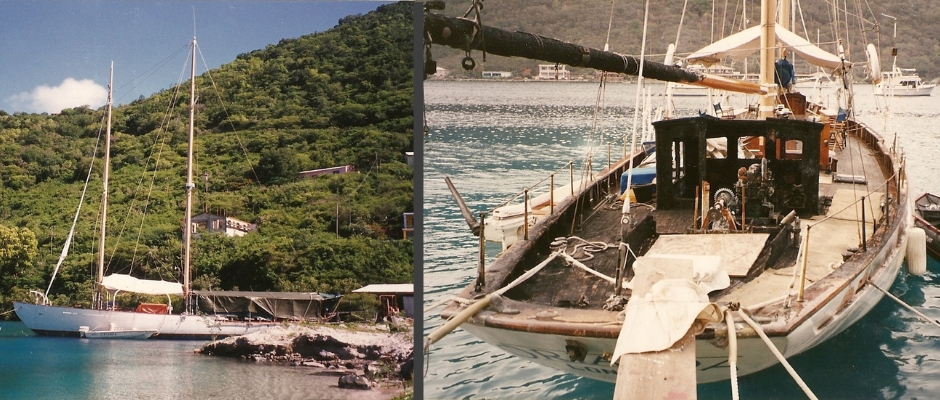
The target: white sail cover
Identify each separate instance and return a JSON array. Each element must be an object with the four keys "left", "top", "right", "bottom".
[
  {"left": 101, "top": 274, "right": 183, "bottom": 295},
  {"left": 686, "top": 25, "right": 844, "bottom": 70}
]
